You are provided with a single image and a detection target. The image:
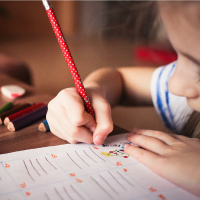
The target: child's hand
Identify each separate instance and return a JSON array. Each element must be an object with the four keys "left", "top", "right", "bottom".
[
  {"left": 124, "top": 129, "right": 200, "bottom": 196},
  {"left": 46, "top": 87, "right": 113, "bottom": 145}
]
